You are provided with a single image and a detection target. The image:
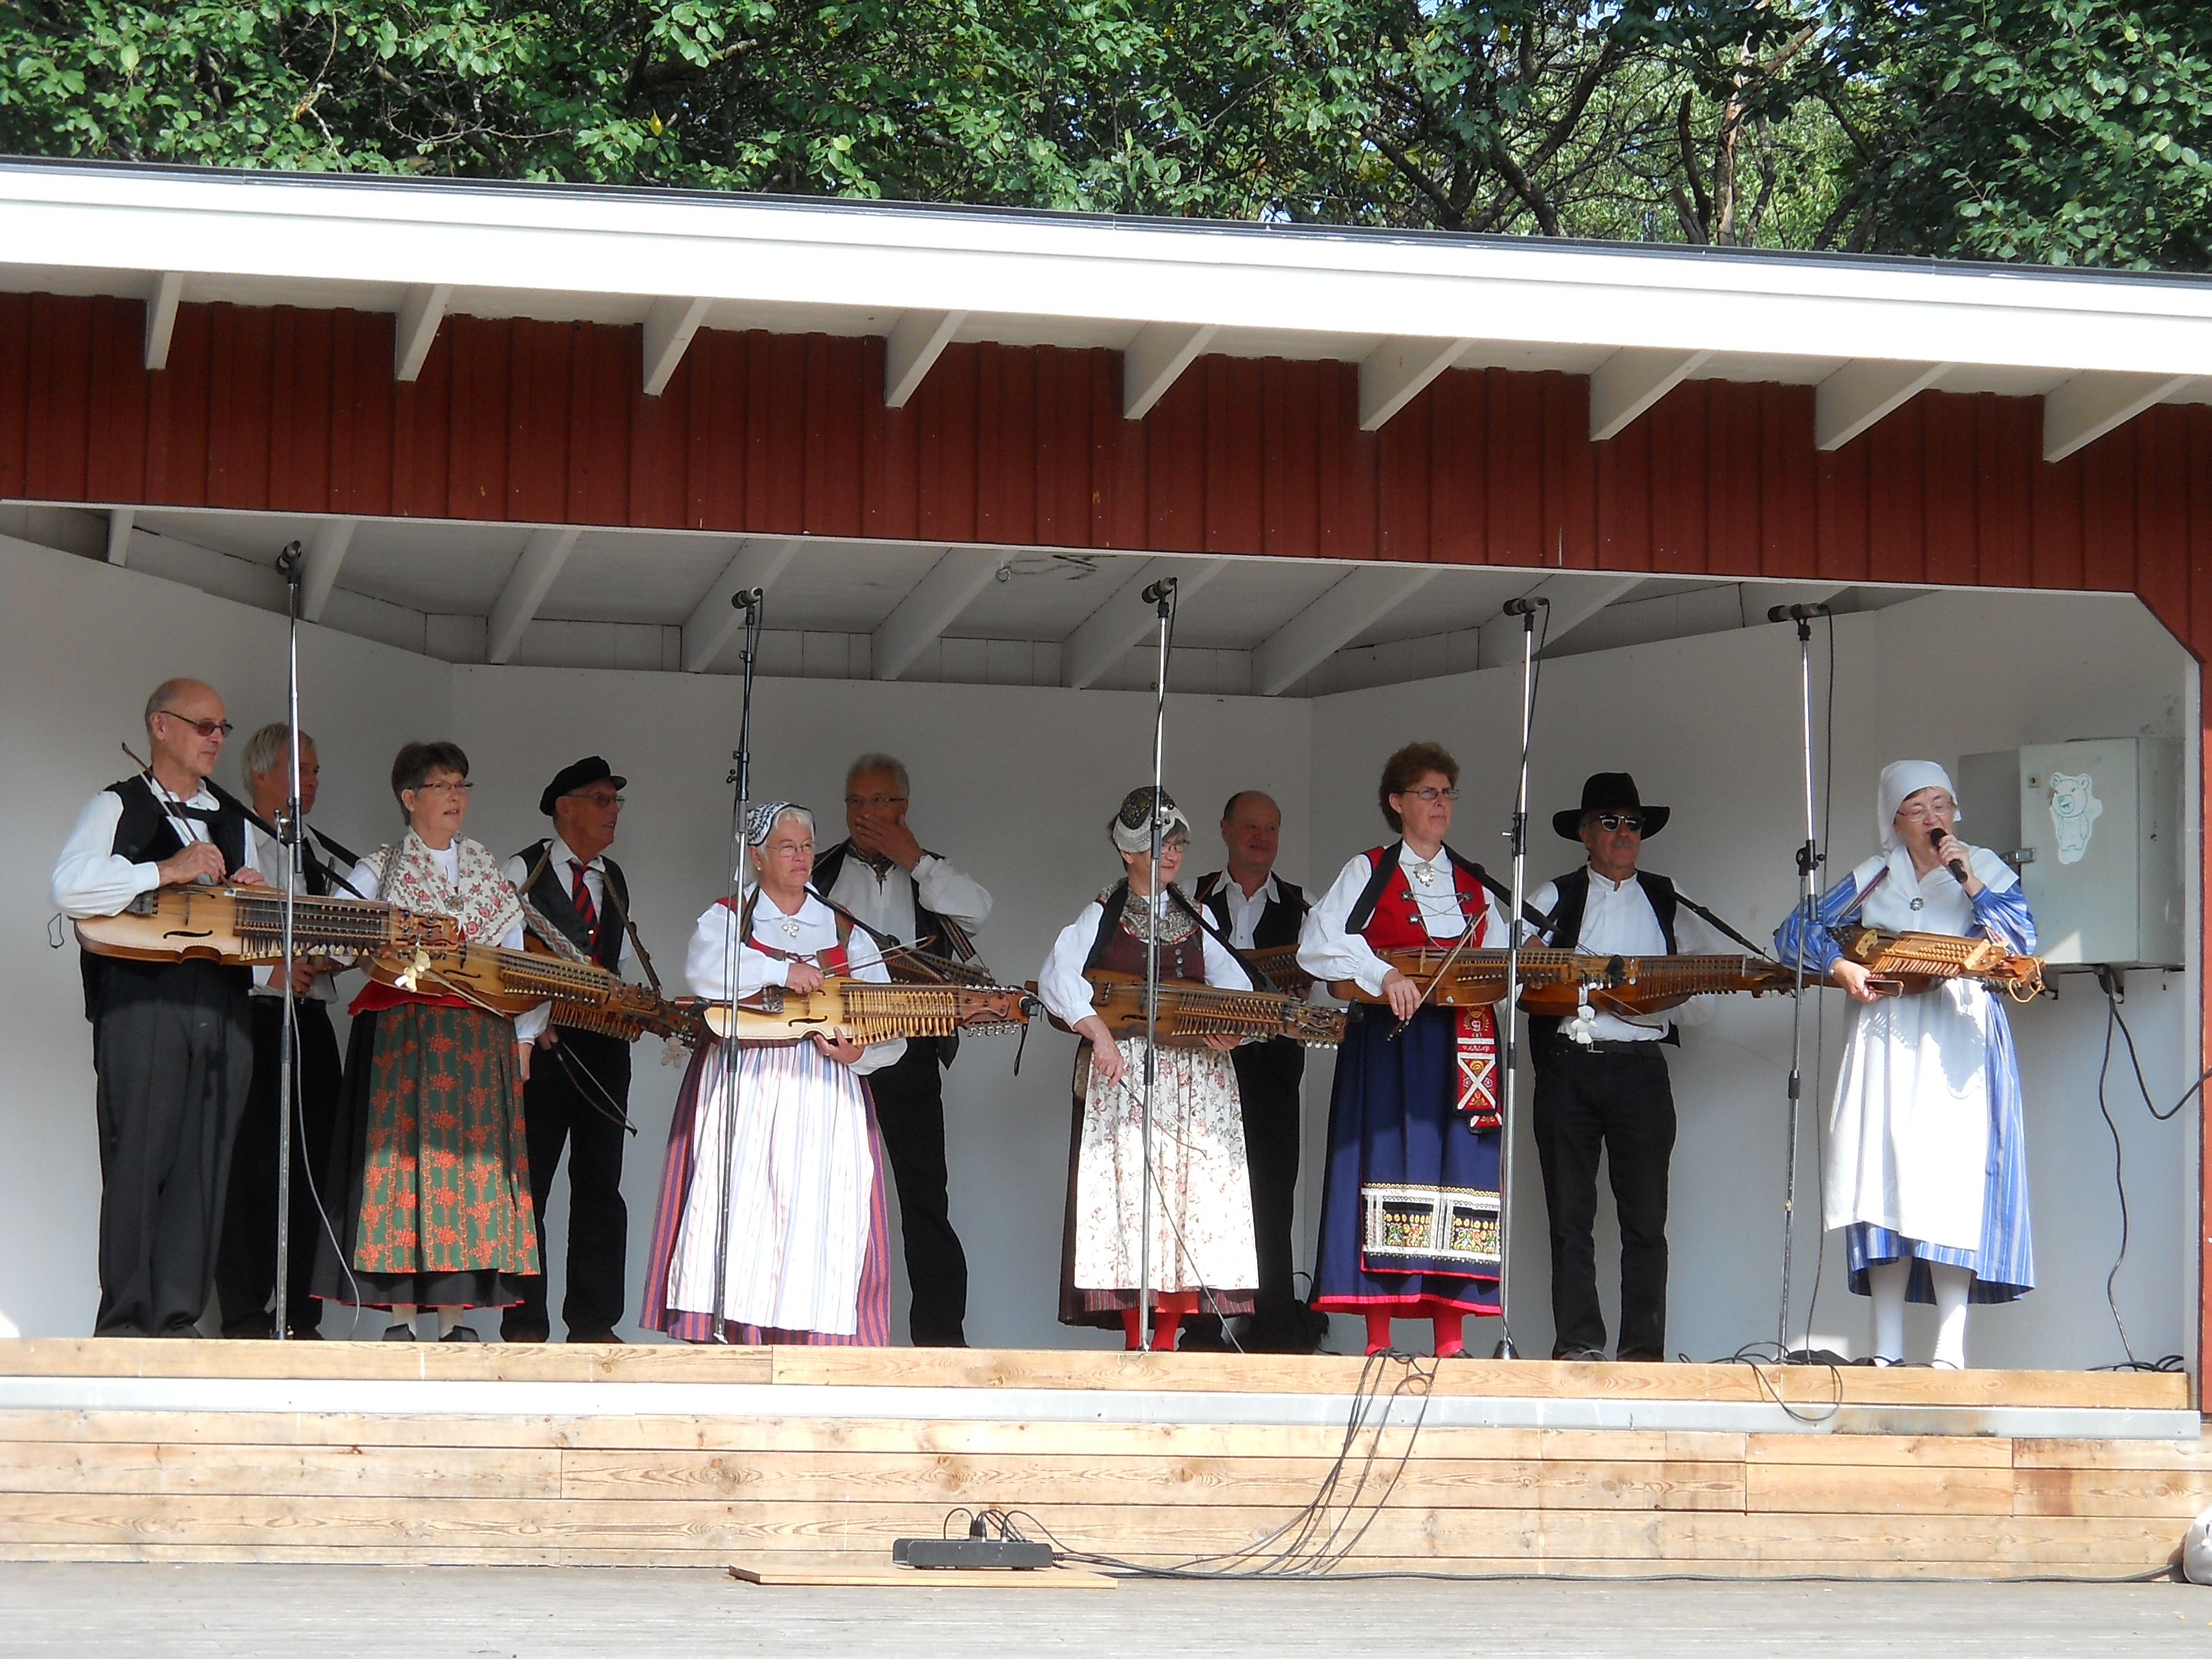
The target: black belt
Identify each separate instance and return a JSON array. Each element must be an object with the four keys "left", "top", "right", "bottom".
[{"left": 1544, "top": 1037, "right": 1668, "bottom": 1057}]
